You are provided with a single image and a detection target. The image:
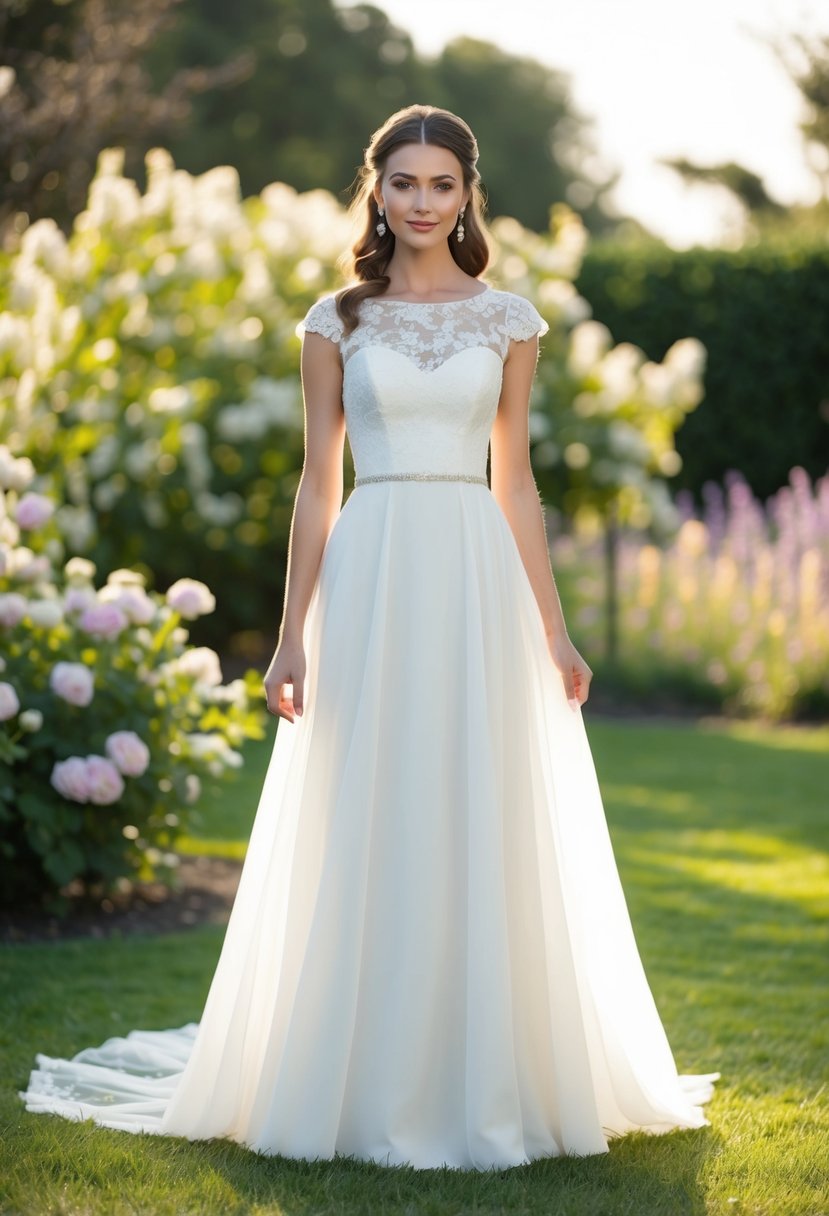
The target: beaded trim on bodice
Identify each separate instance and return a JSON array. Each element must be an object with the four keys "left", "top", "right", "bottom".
[{"left": 354, "top": 472, "right": 489, "bottom": 487}]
